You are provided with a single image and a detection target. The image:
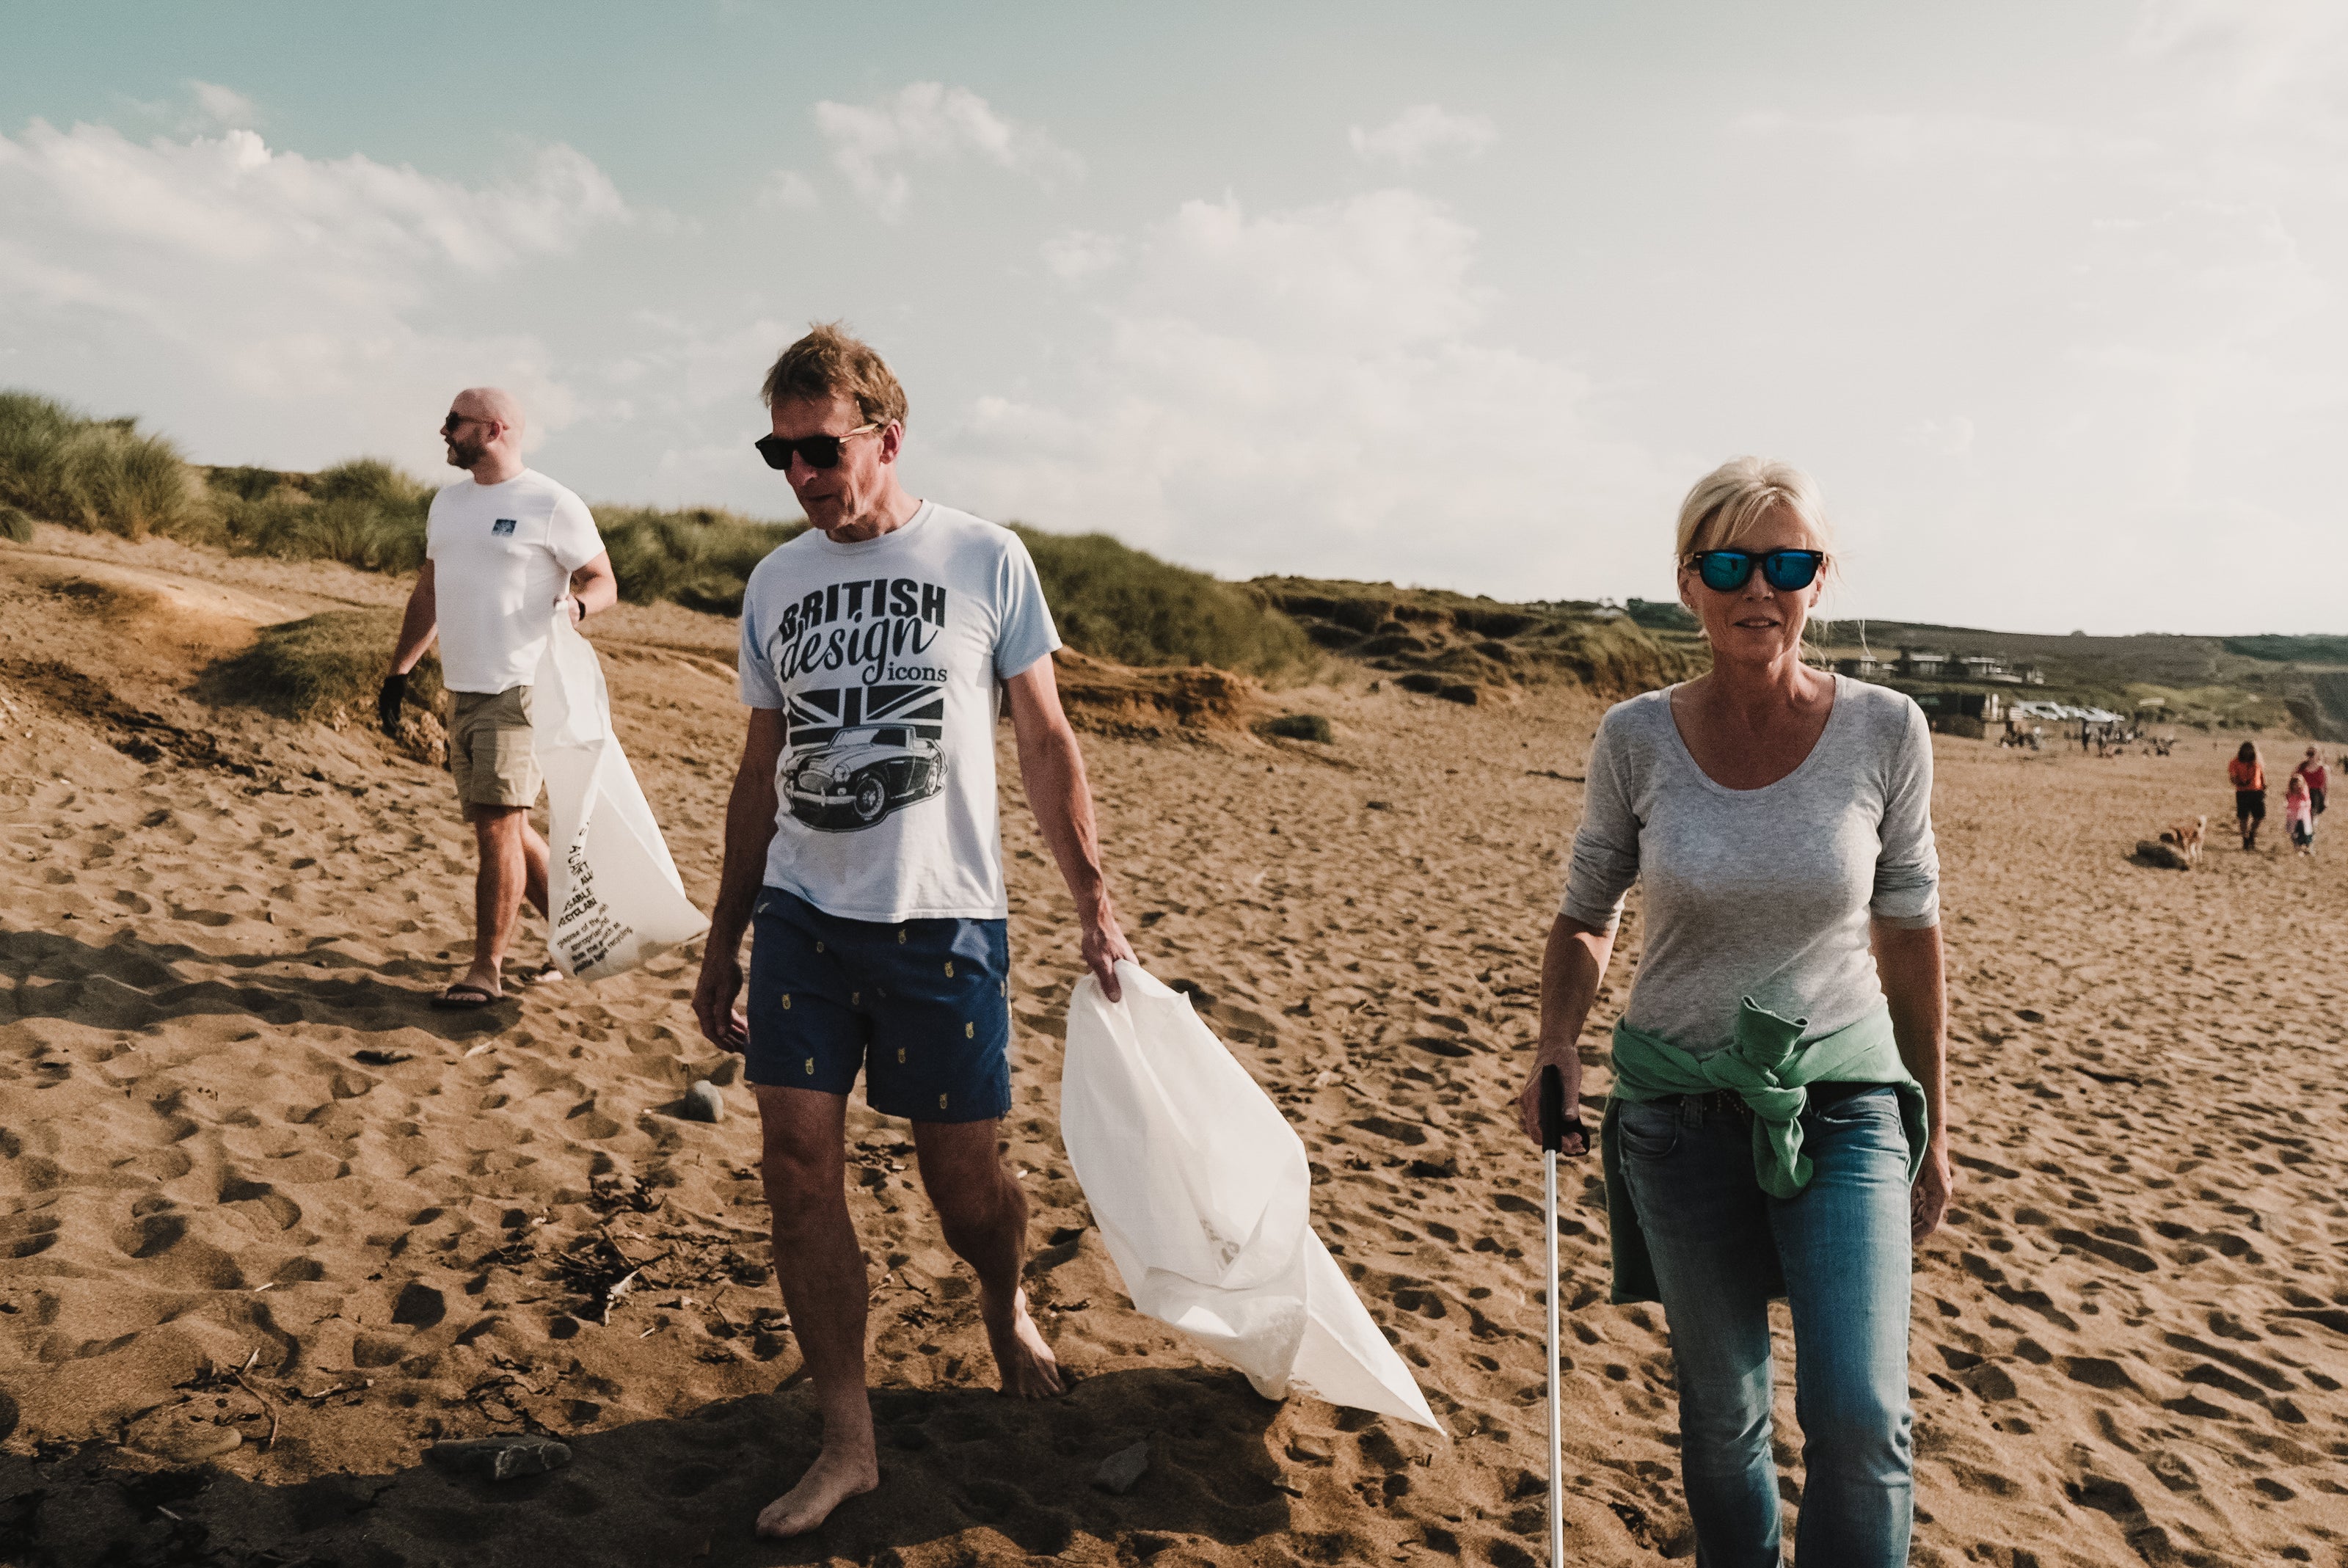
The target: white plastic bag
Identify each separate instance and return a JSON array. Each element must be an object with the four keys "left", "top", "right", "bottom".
[
  {"left": 1061, "top": 962, "right": 1440, "bottom": 1429},
  {"left": 531, "top": 610, "right": 710, "bottom": 980}
]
